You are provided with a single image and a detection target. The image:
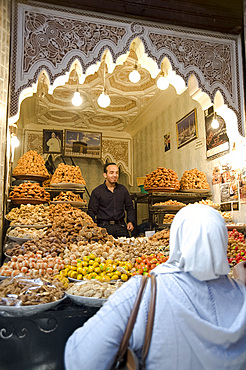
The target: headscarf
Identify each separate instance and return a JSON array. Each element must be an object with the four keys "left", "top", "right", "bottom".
[{"left": 153, "top": 203, "right": 230, "bottom": 280}]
